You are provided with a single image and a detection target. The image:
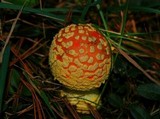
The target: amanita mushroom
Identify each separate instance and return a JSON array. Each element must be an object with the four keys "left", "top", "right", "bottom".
[{"left": 49, "top": 24, "right": 111, "bottom": 113}]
